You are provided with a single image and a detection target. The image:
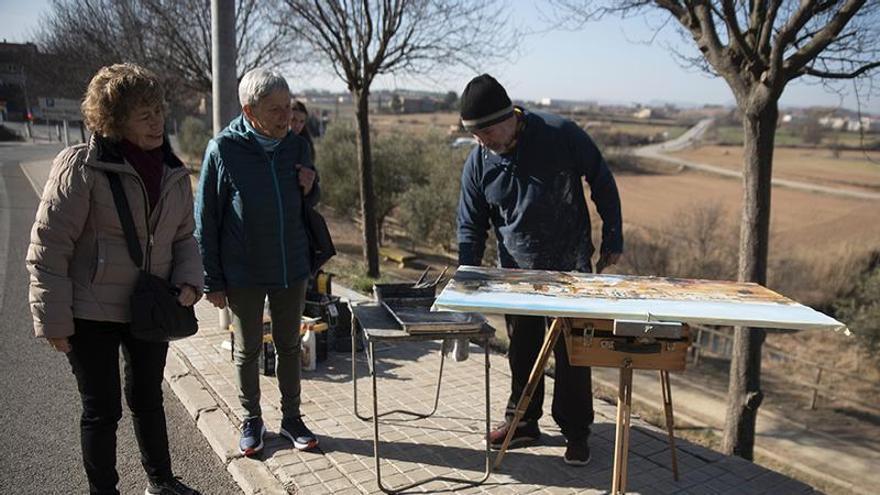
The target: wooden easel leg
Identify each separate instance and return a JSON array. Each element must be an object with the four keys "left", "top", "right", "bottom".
[
  {"left": 493, "top": 317, "right": 568, "bottom": 470},
  {"left": 660, "top": 370, "right": 680, "bottom": 481},
  {"left": 612, "top": 364, "right": 634, "bottom": 495}
]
